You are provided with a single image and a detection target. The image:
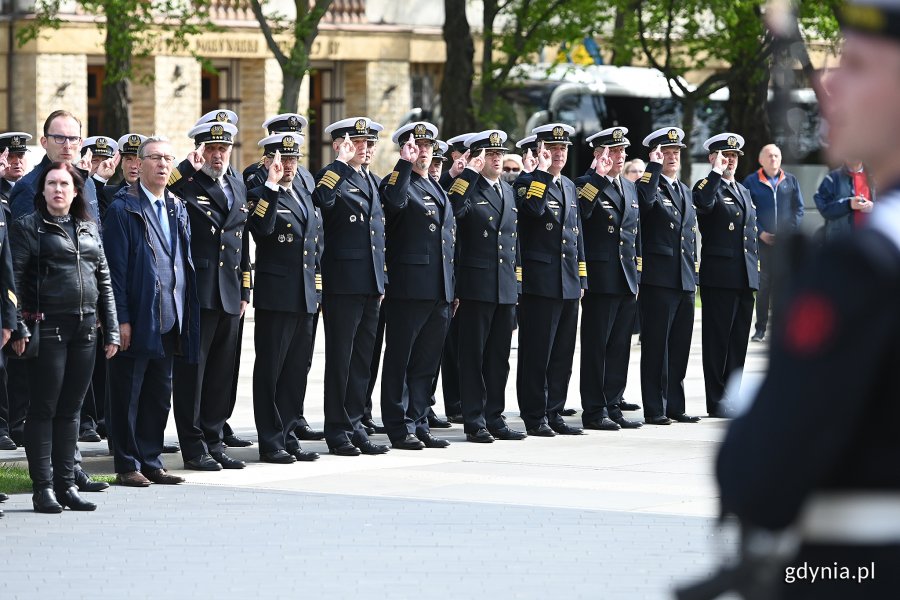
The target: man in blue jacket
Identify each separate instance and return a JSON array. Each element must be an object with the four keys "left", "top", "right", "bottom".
[
  {"left": 742, "top": 144, "right": 803, "bottom": 342},
  {"left": 813, "top": 161, "right": 875, "bottom": 243},
  {"left": 103, "top": 137, "right": 200, "bottom": 487}
]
